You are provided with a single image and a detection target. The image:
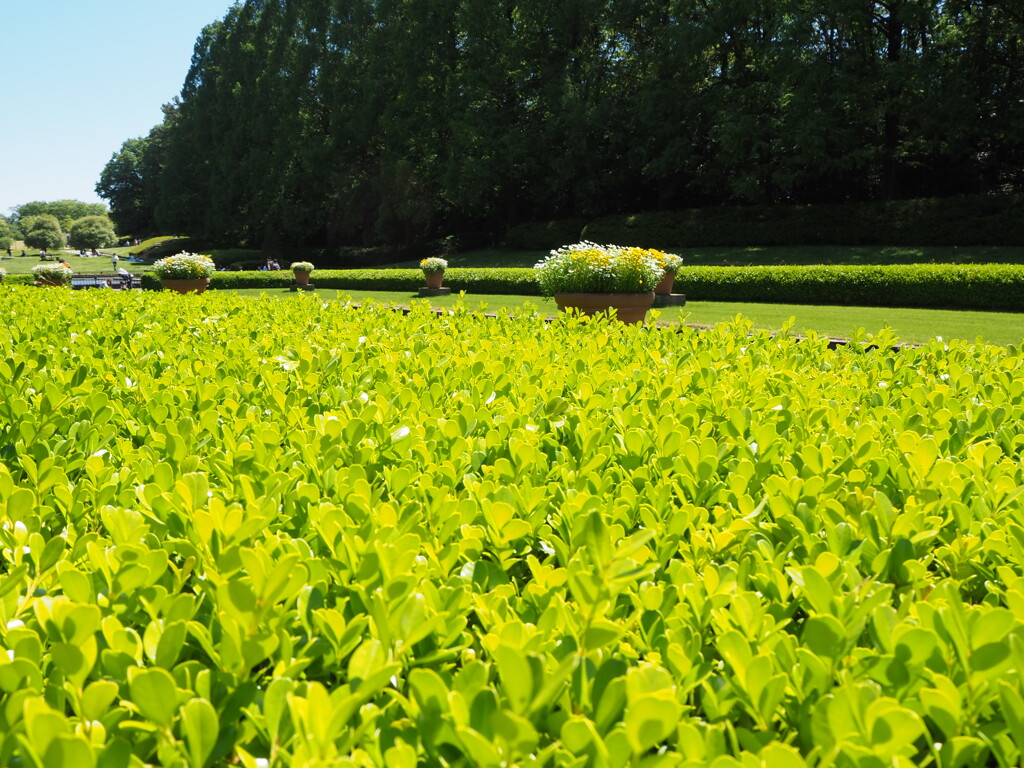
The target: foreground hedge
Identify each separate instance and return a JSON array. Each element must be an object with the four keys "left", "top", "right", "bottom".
[
  {"left": 2, "top": 287, "right": 1024, "bottom": 766},
  {"left": 142, "top": 263, "right": 1024, "bottom": 311},
  {"left": 581, "top": 195, "right": 1024, "bottom": 247}
]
